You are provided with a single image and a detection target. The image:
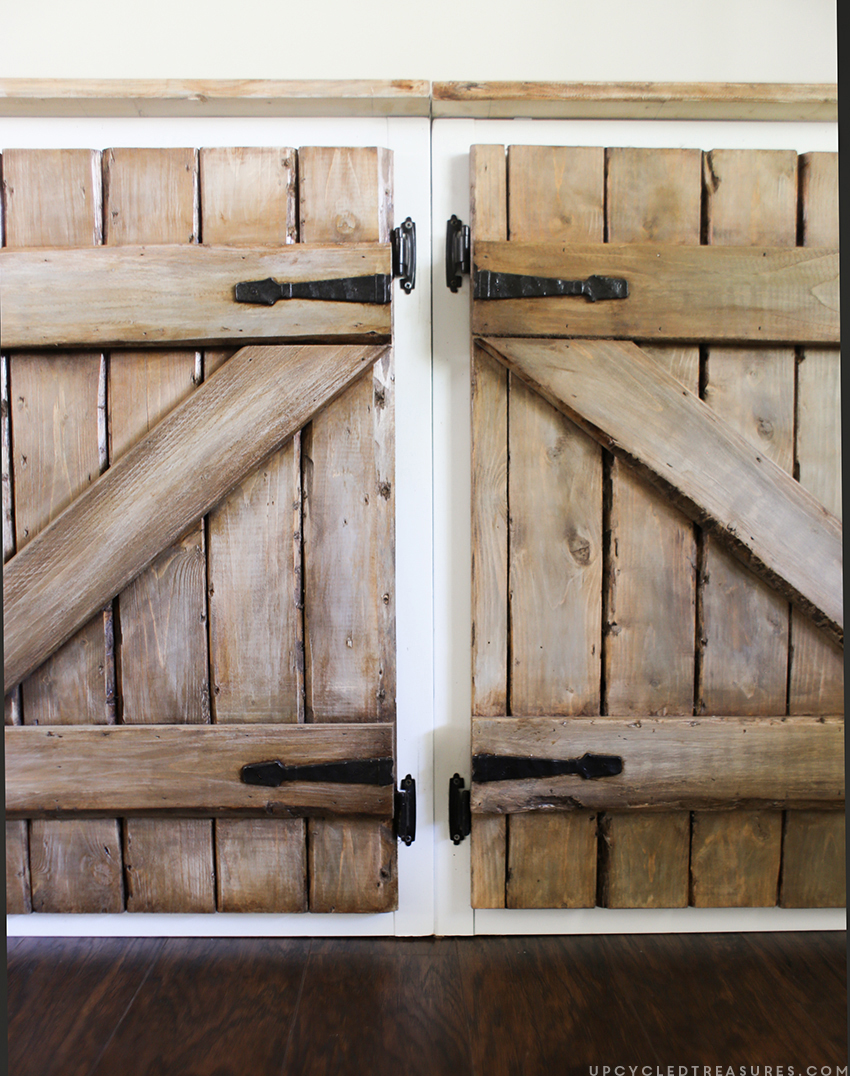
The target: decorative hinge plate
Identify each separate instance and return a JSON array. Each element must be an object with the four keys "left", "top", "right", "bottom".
[
  {"left": 449, "top": 773, "right": 472, "bottom": 845},
  {"left": 472, "top": 753, "right": 623, "bottom": 782}
]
